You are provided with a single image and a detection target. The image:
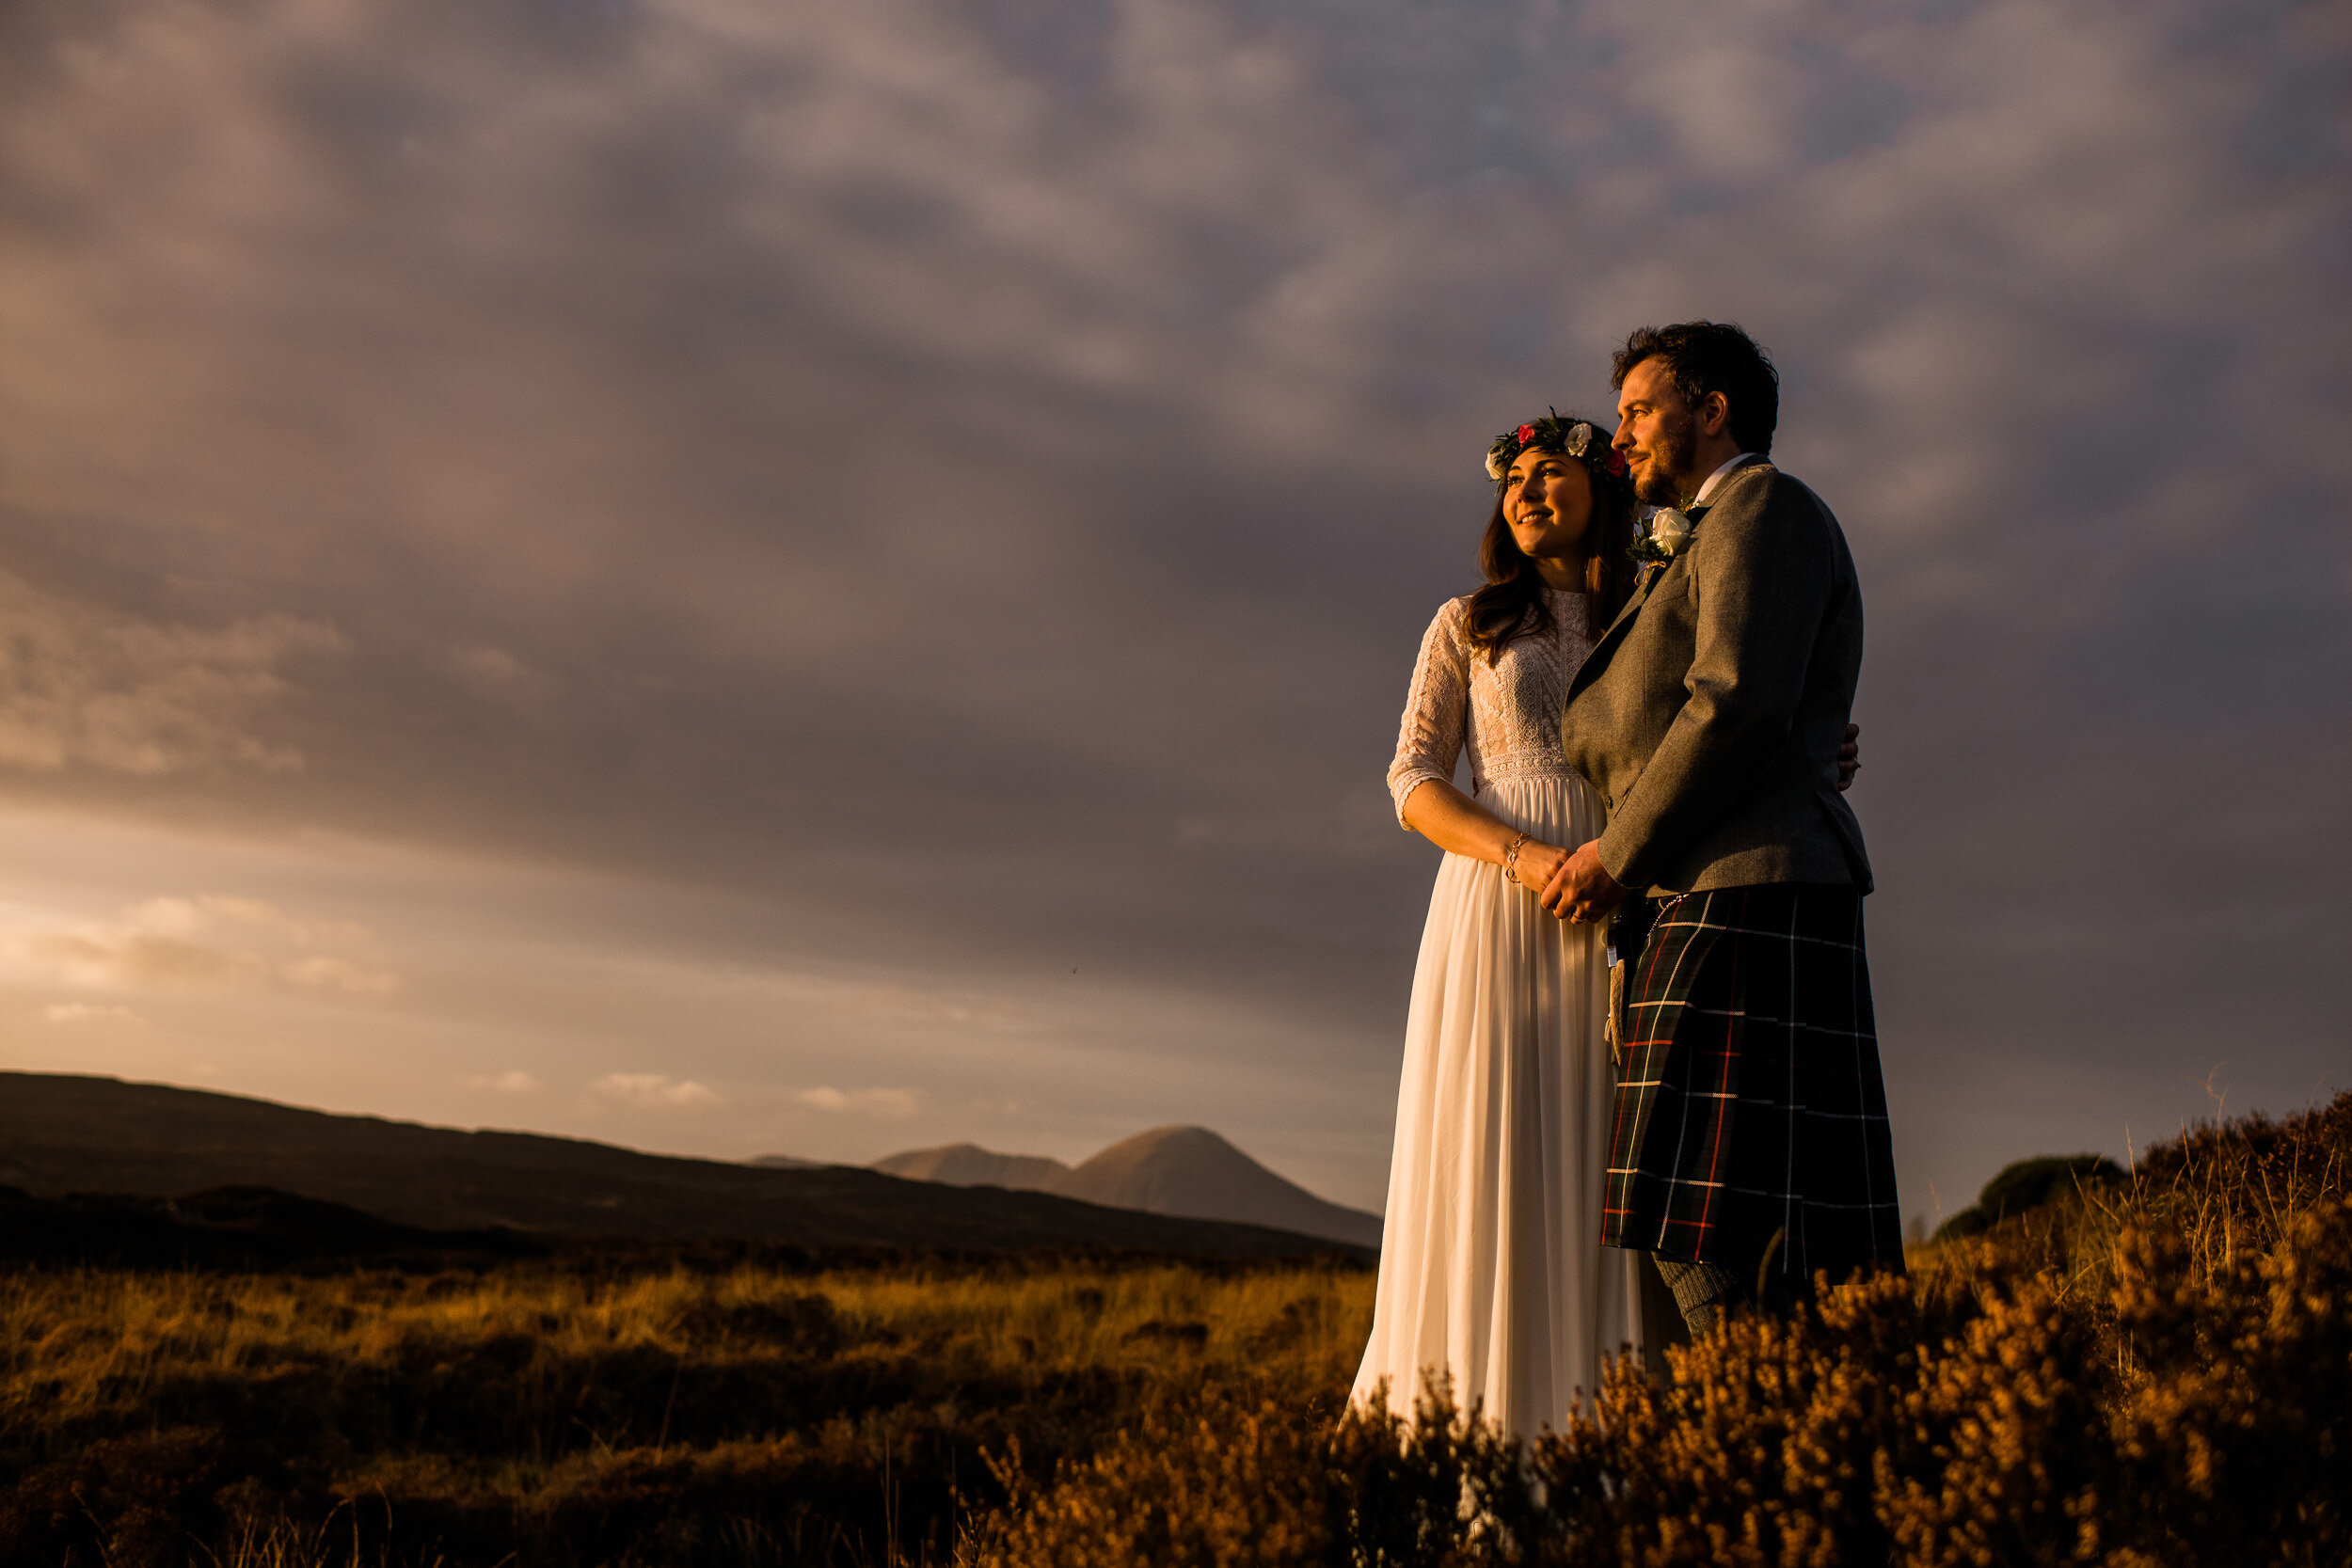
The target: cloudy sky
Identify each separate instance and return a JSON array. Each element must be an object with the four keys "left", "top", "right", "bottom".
[{"left": 1, "top": 0, "right": 2344, "bottom": 1221}]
